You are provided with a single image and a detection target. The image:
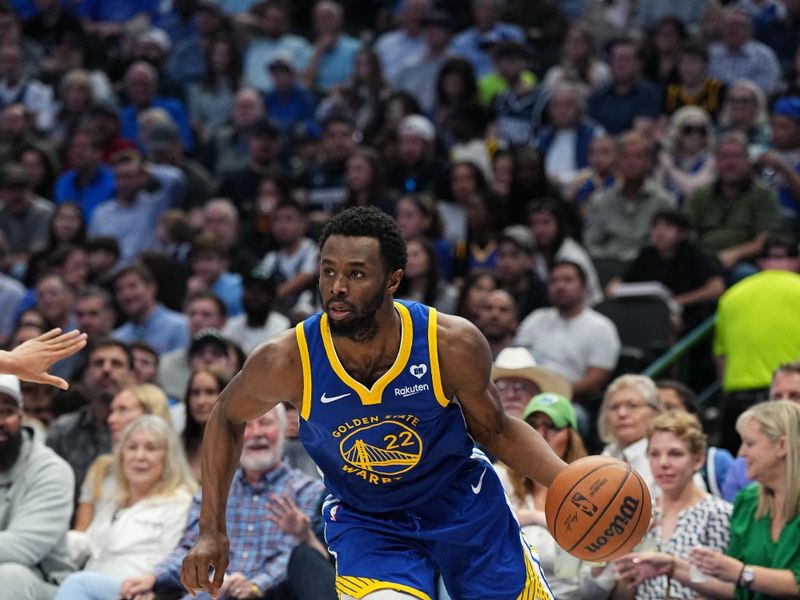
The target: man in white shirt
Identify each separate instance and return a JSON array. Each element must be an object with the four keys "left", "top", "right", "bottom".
[{"left": 514, "top": 260, "right": 620, "bottom": 401}]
